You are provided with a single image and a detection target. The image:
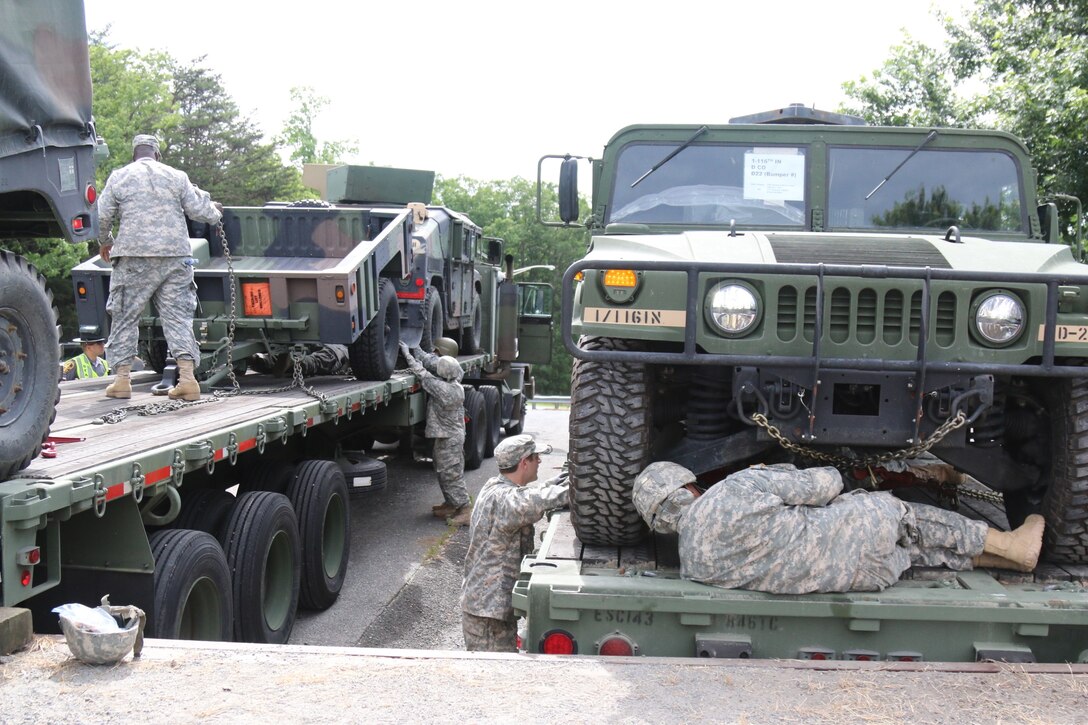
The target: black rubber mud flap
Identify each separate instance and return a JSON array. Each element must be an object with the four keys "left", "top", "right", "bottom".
[
  {"left": 221, "top": 491, "right": 301, "bottom": 643},
  {"left": 148, "top": 529, "right": 233, "bottom": 641},
  {"left": 350, "top": 278, "right": 400, "bottom": 381},
  {"left": 288, "top": 460, "right": 351, "bottom": 610},
  {"left": 0, "top": 252, "right": 60, "bottom": 480},
  {"left": 568, "top": 336, "right": 651, "bottom": 547}
]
